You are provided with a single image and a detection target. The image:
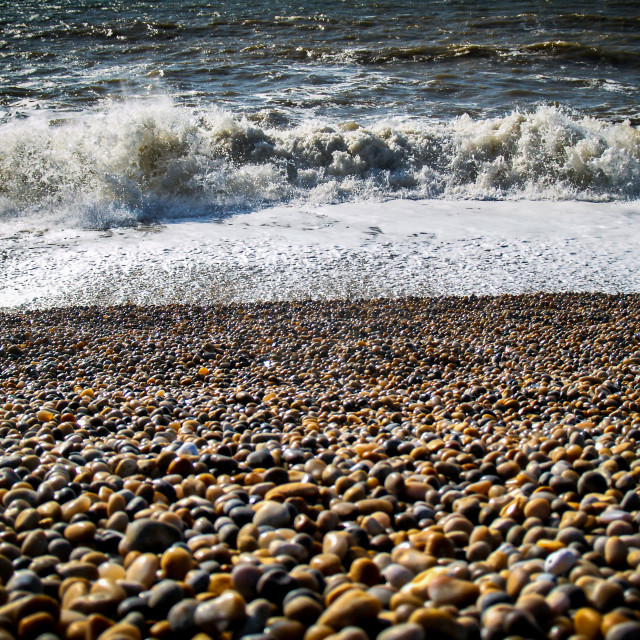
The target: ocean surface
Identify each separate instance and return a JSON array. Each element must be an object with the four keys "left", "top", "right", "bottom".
[{"left": 1, "top": 0, "right": 640, "bottom": 228}]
